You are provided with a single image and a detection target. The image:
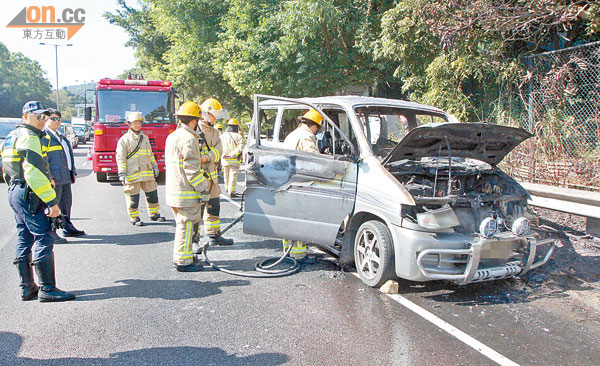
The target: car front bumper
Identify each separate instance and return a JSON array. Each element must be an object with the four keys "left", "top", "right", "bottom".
[{"left": 391, "top": 225, "right": 556, "bottom": 285}]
